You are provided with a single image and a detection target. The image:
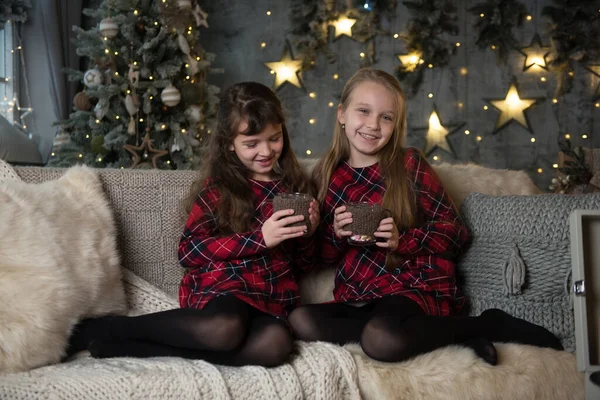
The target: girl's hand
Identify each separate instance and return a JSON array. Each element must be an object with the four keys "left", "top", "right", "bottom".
[
  {"left": 333, "top": 205, "right": 353, "bottom": 239},
  {"left": 306, "top": 199, "right": 320, "bottom": 237},
  {"left": 374, "top": 217, "right": 399, "bottom": 250},
  {"left": 262, "top": 209, "right": 307, "bottom": 248}
]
